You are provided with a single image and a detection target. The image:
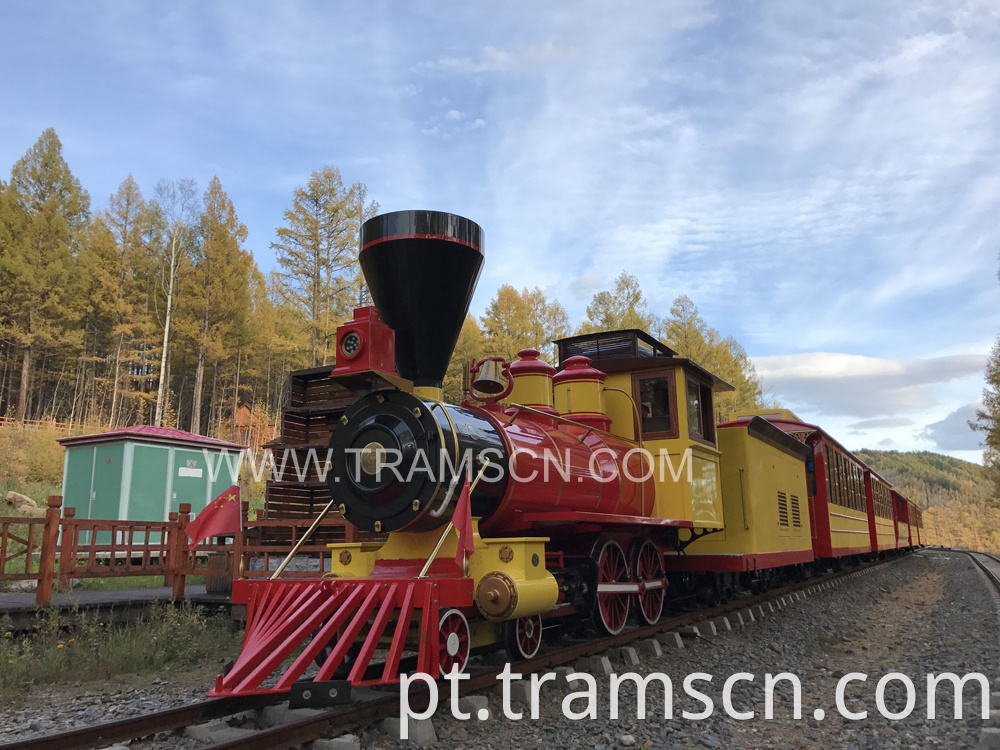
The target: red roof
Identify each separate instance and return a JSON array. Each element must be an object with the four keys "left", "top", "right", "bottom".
[{"left": 58, "top": 425, "right": 245, "bottom": 451}]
